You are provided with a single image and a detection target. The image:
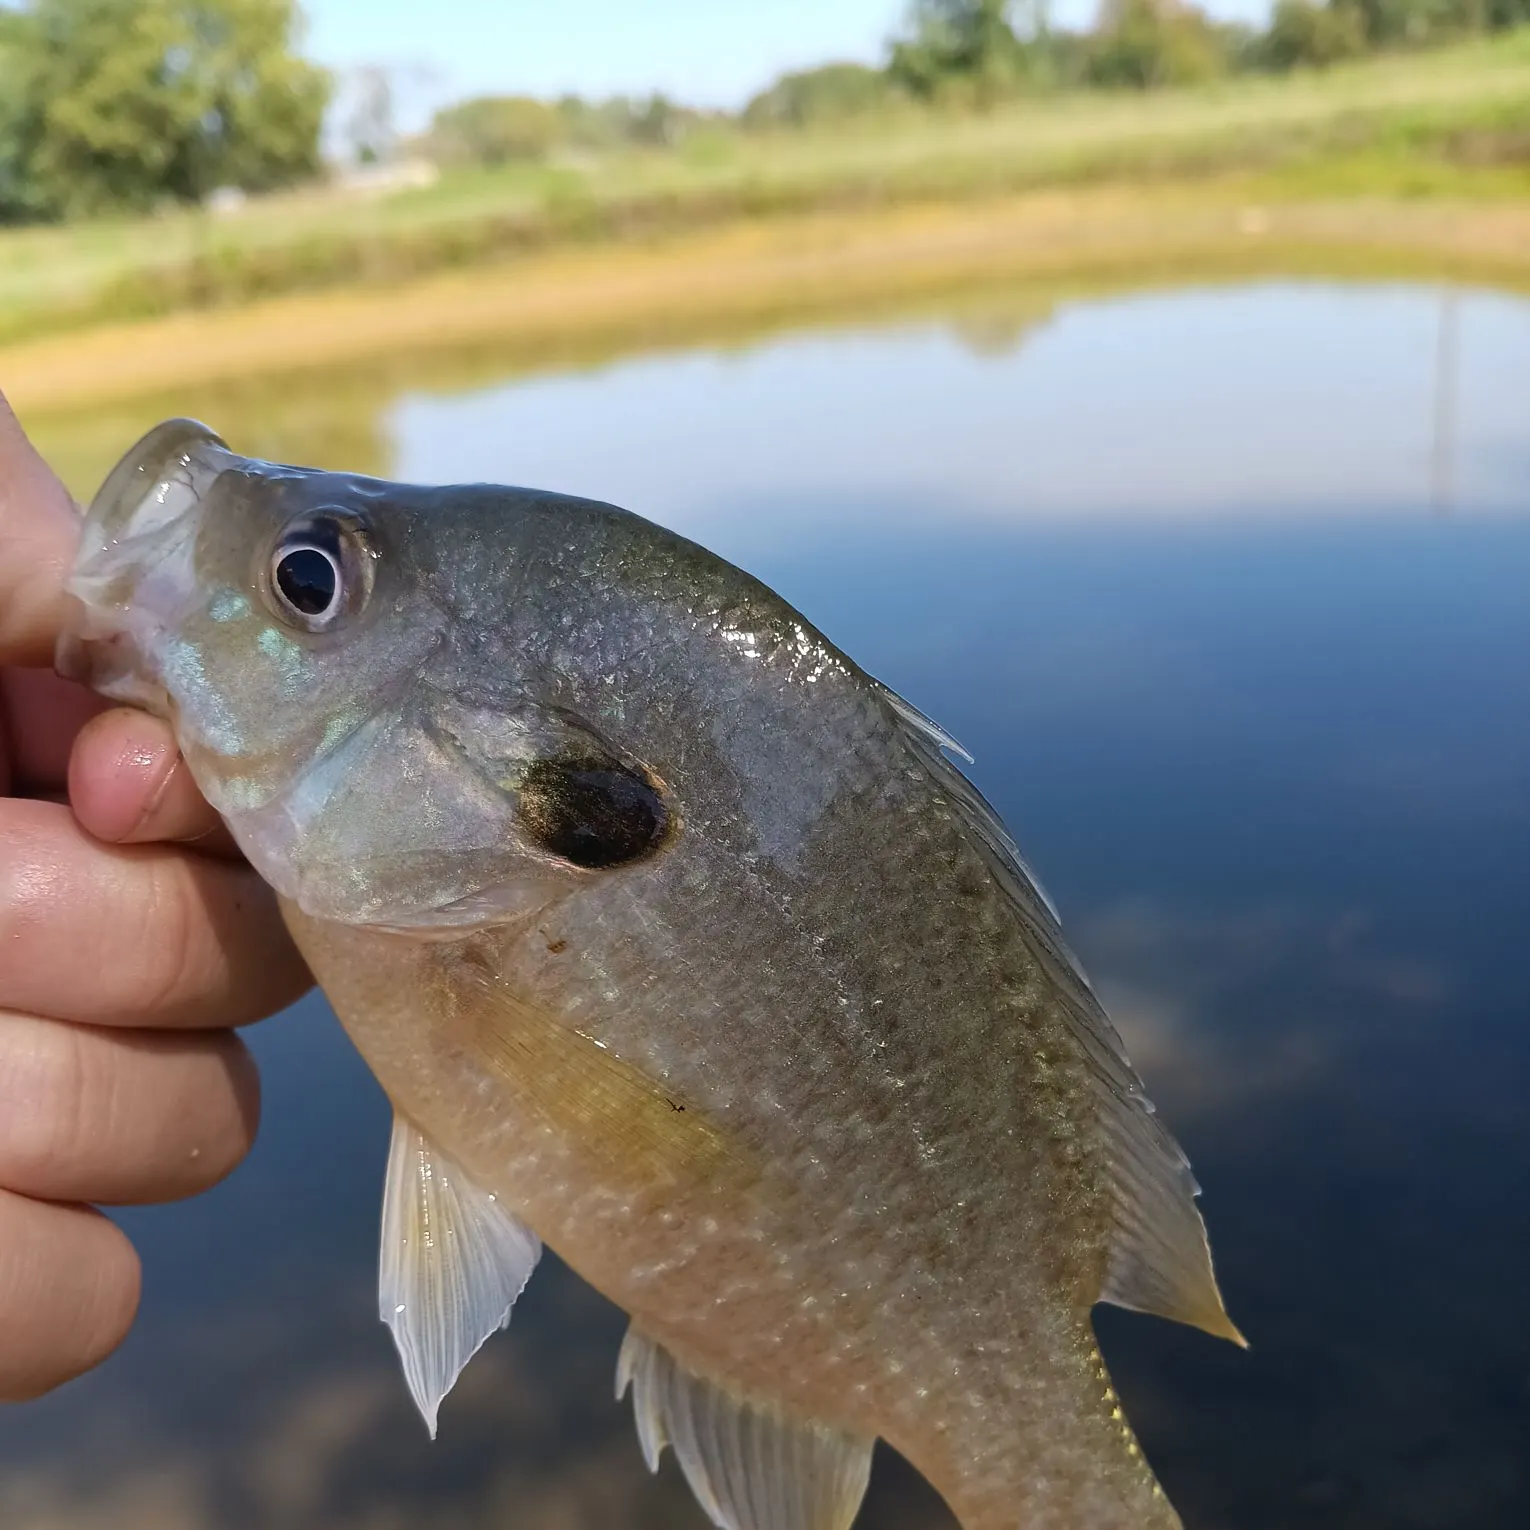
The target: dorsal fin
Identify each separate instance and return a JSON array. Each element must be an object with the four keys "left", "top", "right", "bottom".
[
  {"left": 877, "top": 681, "right": 1062, "bottom": 929},
  {"left": 617, "top": 1326, "right": 874, "bottom": 1530},
  {"left": 876, "top": 680, "right": 1244, "bottom": 1346}
]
